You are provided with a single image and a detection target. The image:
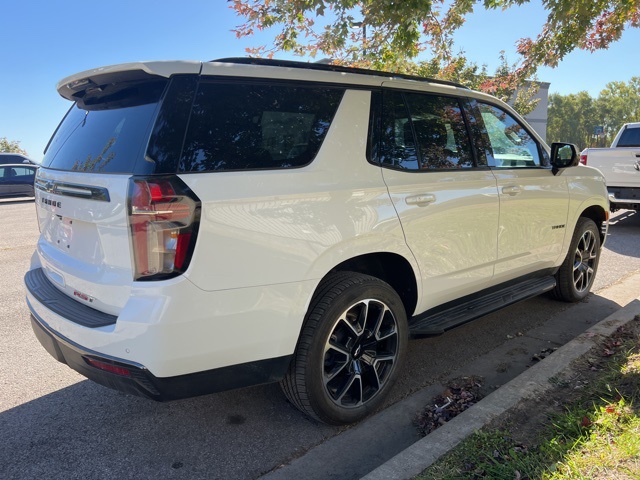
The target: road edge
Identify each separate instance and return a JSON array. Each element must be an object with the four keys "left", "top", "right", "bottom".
[{"left": 361, "top": 295, "right": 640, "bottom": 480}]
